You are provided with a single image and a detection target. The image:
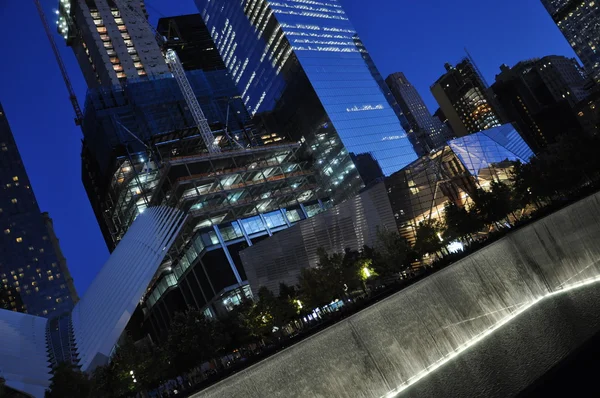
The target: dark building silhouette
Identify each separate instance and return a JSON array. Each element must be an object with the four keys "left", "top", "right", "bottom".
[
  {"left": 351, "top": 153, "right": 384, "bottom": 186},
  {"left": 157, "top": 14, "right": 226, "bottom": 72},
  {"left": 0, "top": 103, "right": 76, "bottom": 319},
  {"left": 541, "top": 0, "right": 600, "bottom": 83},
  {"left": 492, "top": 55, "right": 591, "bottom": 151},
  {"left": 431, "top": 58, "right": 504, "bottom": 136}
]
